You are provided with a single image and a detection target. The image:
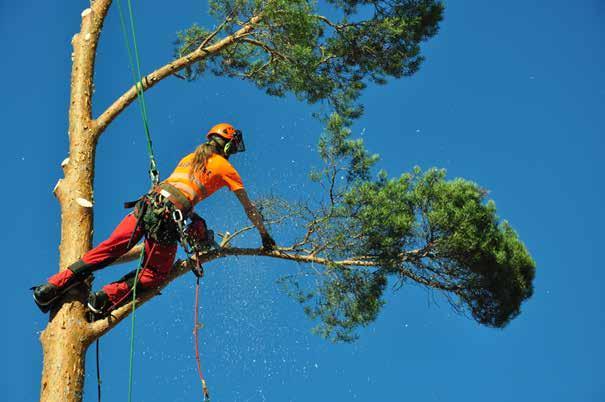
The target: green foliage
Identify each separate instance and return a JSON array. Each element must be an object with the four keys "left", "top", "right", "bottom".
[
  {"left": 343, "top": 168, "right": 536, "bottom": 328},
  {"left": 174, "top": 24, "right": 212, "bottom": 79},
  {"left": 280, "top": 267, "right": 387, "bottom": 342},
  {"left": 274, "top": 115, "right": 535, "bottom": 341},
  {"left": 176, "top": 0, "right": 444, "bottom": 118},
  {"left": 343, "top": 172, "right": 416, "bottom": 268},
  {"left": 309, "top": 268, "right": 387, "bottom": 342},
  {"left": 173, "top": 0, "right": 535, "bottom": 341},
  {"left": 316, "top": 113, "right": 379, "bottom": 183}
]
